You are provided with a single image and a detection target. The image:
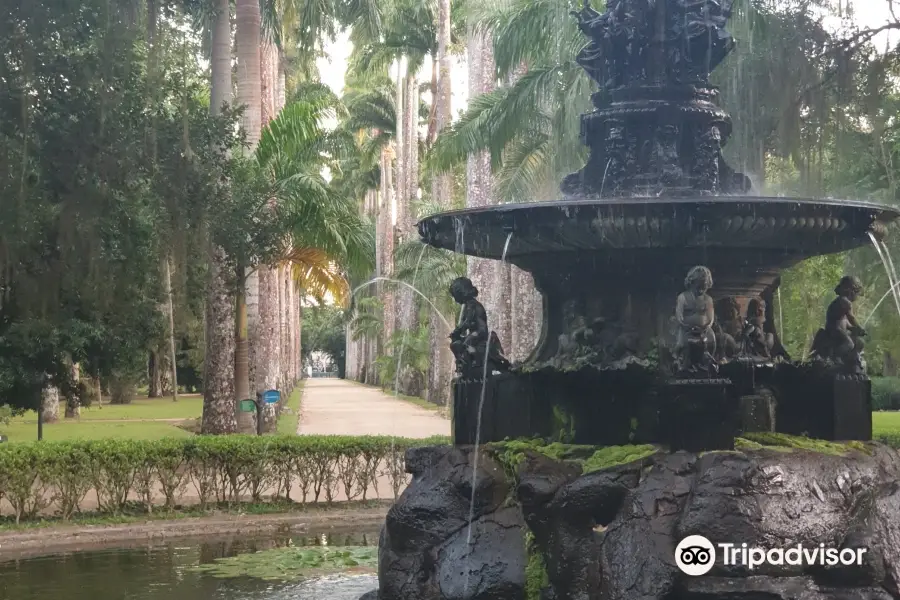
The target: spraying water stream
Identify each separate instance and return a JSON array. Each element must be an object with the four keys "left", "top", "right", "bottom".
[
  {"left": 350, "top": 277, "right": 453, "bottom": 332},
  {"left": 863, "top": 280, "right": 900, "bottom": 328},
  {"left": 462, "top": 232, "right": 513, "bottom": 597},
  {"left": 867, "top": 232, "right": 900, "bottom": 320}
]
